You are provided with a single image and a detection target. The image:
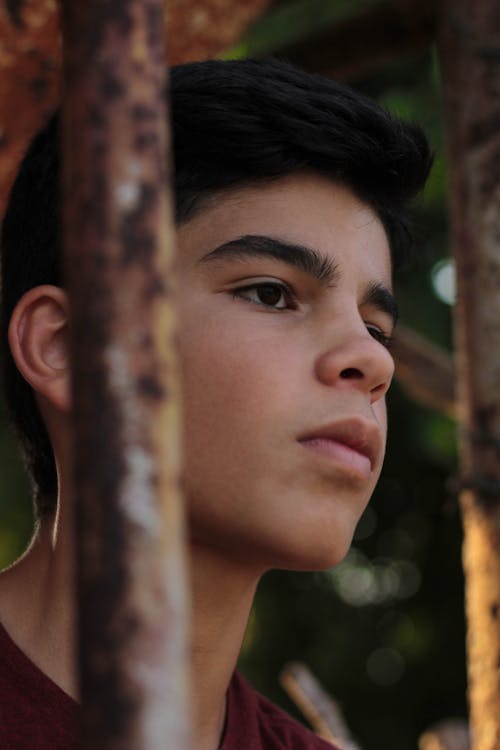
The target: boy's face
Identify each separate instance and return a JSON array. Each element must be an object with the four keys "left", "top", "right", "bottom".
[{"left": 175, "top": 173, "right": 395, "bottom": 572}]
